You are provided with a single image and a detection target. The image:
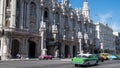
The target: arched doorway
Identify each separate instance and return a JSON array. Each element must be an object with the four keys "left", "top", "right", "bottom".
[
  {"left": 65, "top": 45, "right": 69, "bottom": 58},
  {"left": 28, "top": 41, "right": 36, "bottom": 58},
  {"left": 73, "top": 46, "right": 76, "bottom": 57},
  {"left": 11, "top": 39, "right": 20, "bottom": 58}
]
